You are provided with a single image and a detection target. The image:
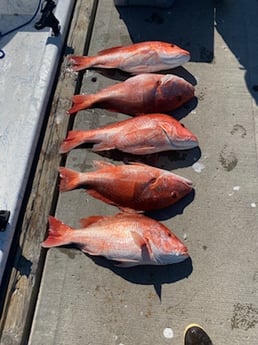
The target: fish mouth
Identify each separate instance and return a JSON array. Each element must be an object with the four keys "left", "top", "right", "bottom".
[
  {"left": 154, "top": 251, "right": 189, "bottom": 265},
  {"left": 188, "top": 134, "right": 199, "bottom": 146},
  {"left": 162, "top": 49, "right": 190, "bottom": 63},
  {"left": 176, "top": 51, "right": 190, "bottom": 64},
  {"left": 178, "top": 248, "right": 189, "bottom": 257},
  {"left": 181, "top": 249, "right": 189, "bottom": 257},
  {"left": 181, "top": 52, "right": 190, "bottom": 60},
  {"left": 185, "top": 137, "right": 199, "bottom": 149},
  {"left": 169, "top": 173, "right": 193, "bottom": 191},
  {"left": 171, "top": 251, "right": 189, "bottom": 264},
  {"left": 173, "top": 136, "right": 199, "bottom": 150},
  {"left": 178, "top": 176, "right": 193, "bottom": 189}
]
